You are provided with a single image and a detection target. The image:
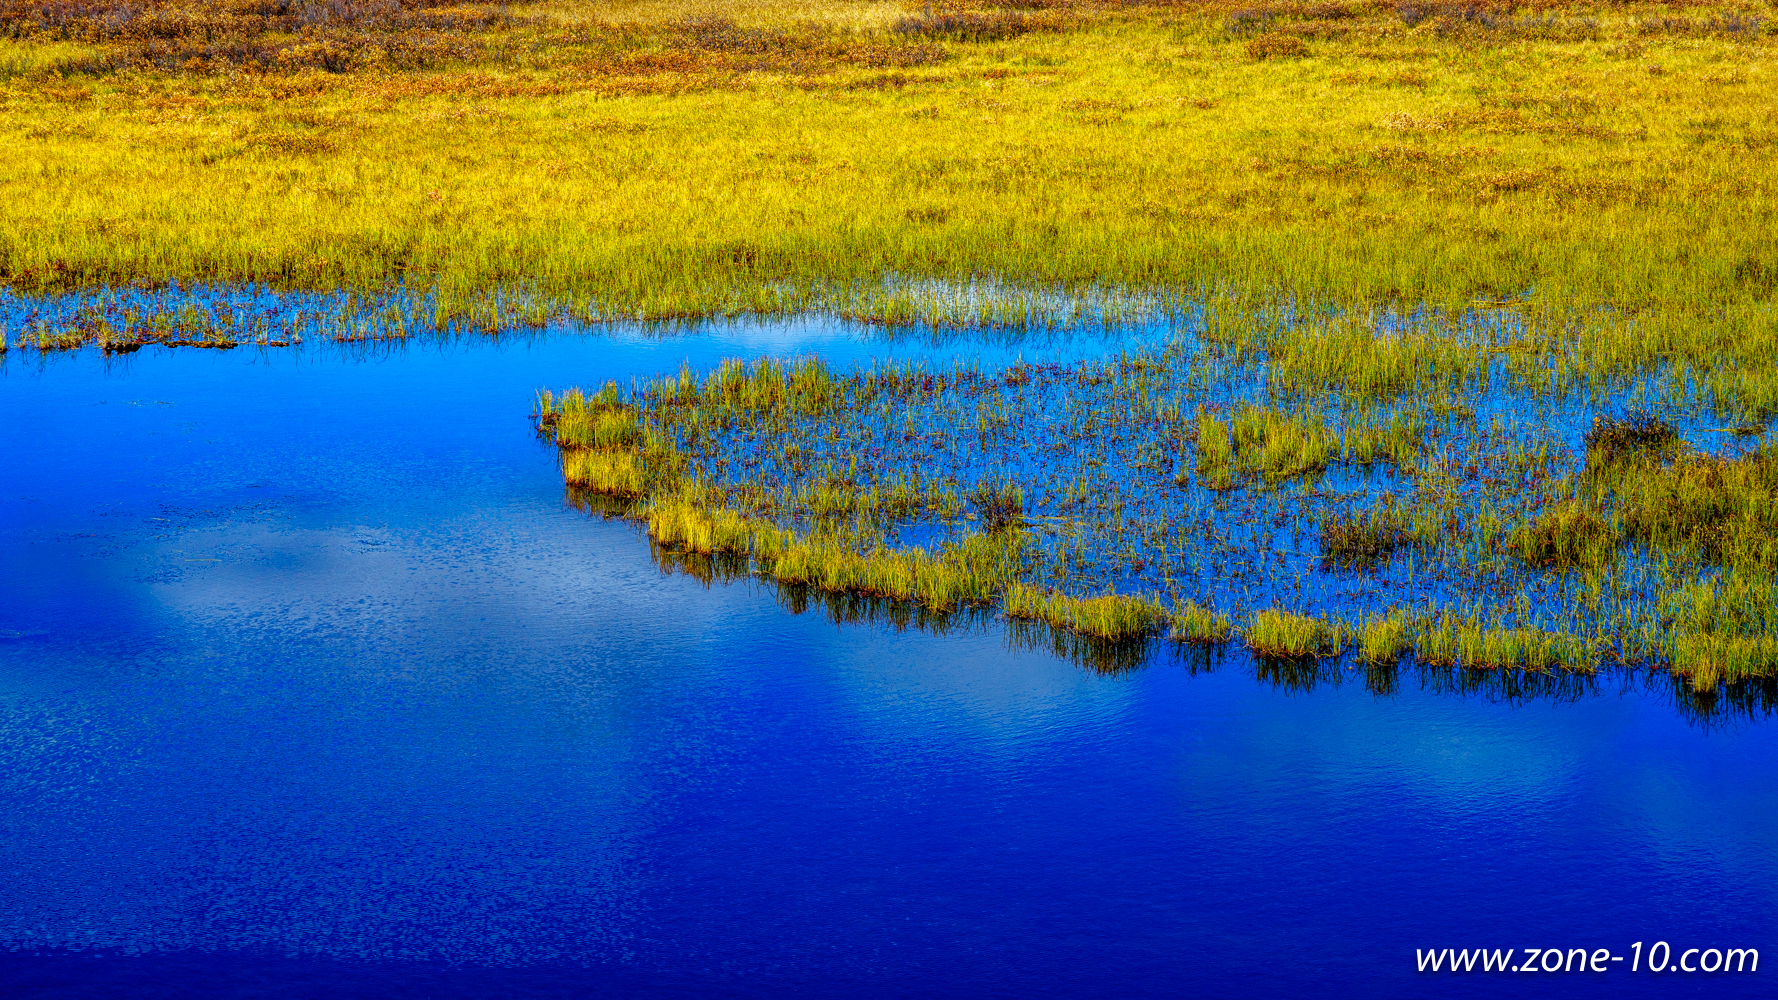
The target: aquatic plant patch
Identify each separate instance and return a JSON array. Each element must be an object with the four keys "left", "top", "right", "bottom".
[{"left": 537, "top": 342, "right": 1778, "bottom": 693}]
